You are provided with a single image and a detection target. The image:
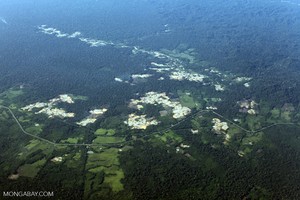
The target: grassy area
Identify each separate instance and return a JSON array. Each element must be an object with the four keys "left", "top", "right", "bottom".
[
  {"left": 106, "top": 129, "right": 116, "bottom": 136},
  {"left": 95, "top": 128, "right": 116, "bottom": 136},
  {"left": 161, "top": 48, "right": 196, "bottom": 64},
  {"left": 19, "top": 139, "right": 53, "bottom": 161},
  {"left": 281, "top": 111, "right": 291, "bottom": 121},
  {"left": 0, "top": 88, "right": 24, "bottom": 100},
  {"left": 85, "top": 147, "right": 125, "bottom": 195},
  {"left": 71, "top": 94, "right": 88, "bottom": 101},
  {"left": 100, "top": 148, "right": 120, "bottom": 164},
  {"left": 95, "top": 128, "right": 107, "bottom": 135},
  {"left": 93, "top": 136, "right": 124, "bottom": 144},
  {"left": 18, "top": 116, "right": 31, "bottom": 123},
  {"left": 73, "top": 152, "right": 81, "bottom": 160},
  {"left": 61, "top": 137, "right": 80, "bottom": 144},
  {"left": 270, "top": 108, "right": 280, "bottom": 119},
  {"left": 18, "top": 158, "right": 46, "bottom": 178},
  {"left": 25, "top": 139, "right": 50, "bottom": 151},
  {"left": 86, "top": 148, "right": 120, "bottom": 169},
  {"left": 0, "top": 110, "right": 10, "bottom": 120},
  {"left": 25, "top": 125, "right": 43, "bottom": 135},
  {"left": 246, "top": 115, "right": 263, "bottom": 131},
  {"left": 154, "top": 130, "right": 183, "bottom": 143},
  {"left": 268, "top": 106, "right": 293, "bottom": 123},
  {"left": 239, "top": 132, "right": 264, "bottom": 155},
  {"left": 178, "top": 90, "right": 197, "bottom": 108},
  {"left": 89, "top": 166, "right": 105, "bottom": 173},
  {"left": 84, "top": 172, "right": 105, "bottom": 199},
  {"left": 241, "top": 132, "right": 263, "bottom": 146},
  {"left": 104, "top": 169, "right": 125, "bottom": 192},
  {"left": 225, "top": 126, "right": 242, "bottom": 144}
]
